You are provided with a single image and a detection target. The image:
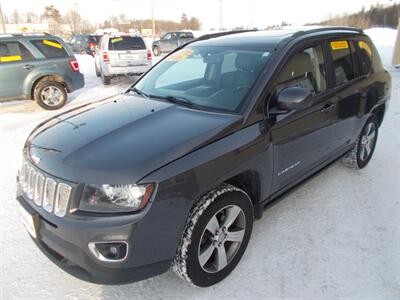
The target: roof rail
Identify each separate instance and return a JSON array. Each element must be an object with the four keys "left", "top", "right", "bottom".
[
  {"left": 292, "top": 26, "right": 363, "bottom": 38},
  {"left": 0, "top": 32, "right": 52, "bottom": 37},
  {"left": 196, "top": 30, "right": 257, "bottom": 42}
]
